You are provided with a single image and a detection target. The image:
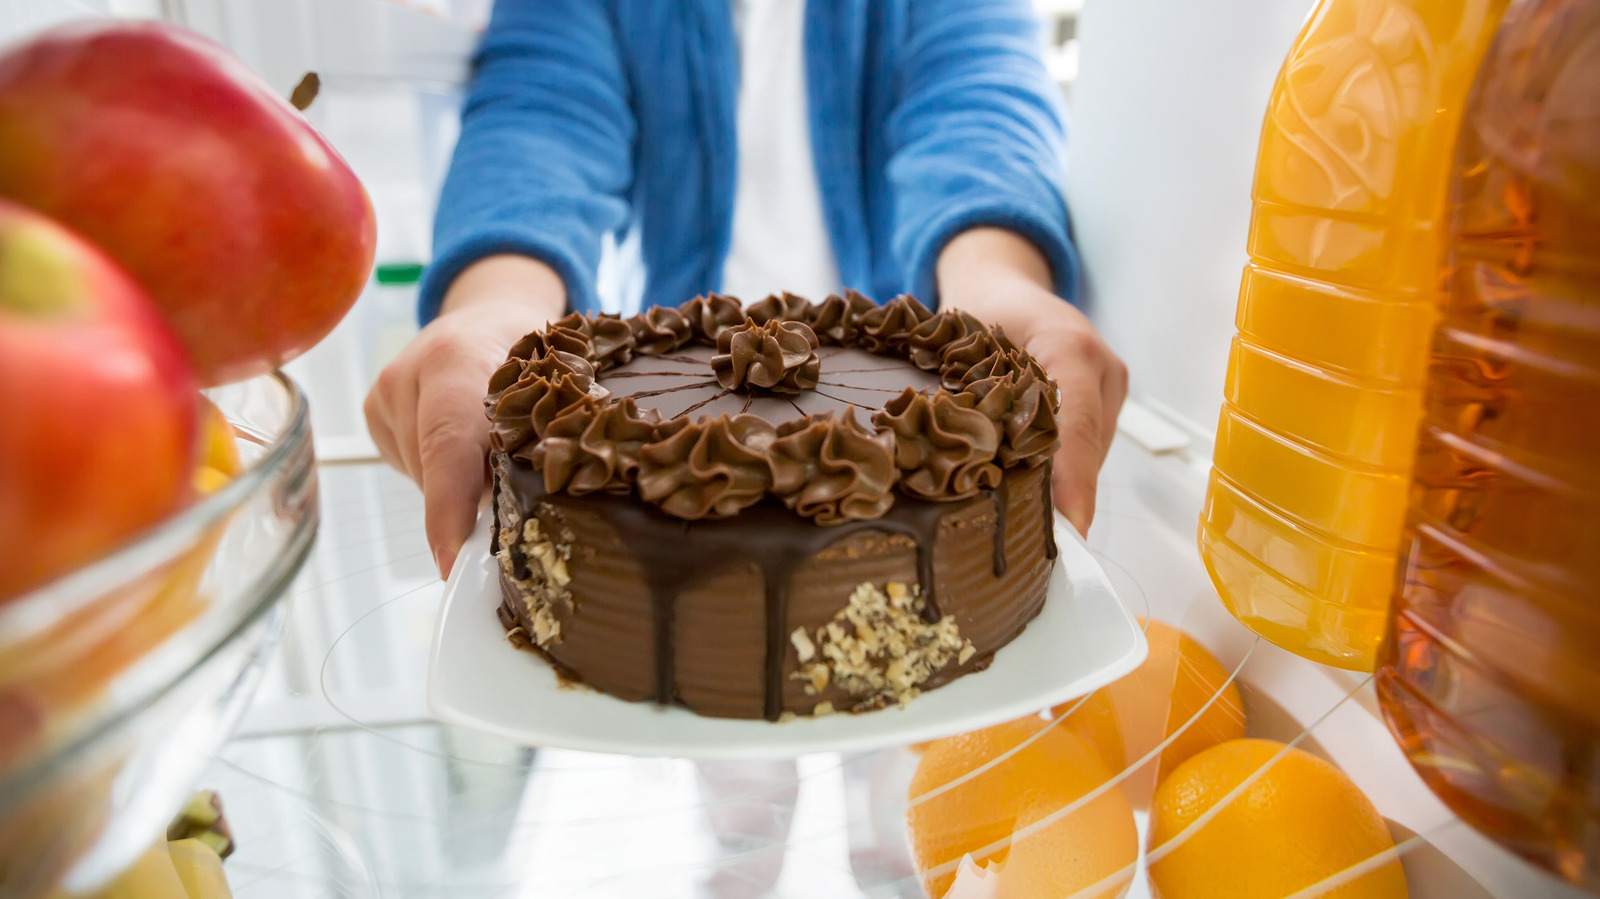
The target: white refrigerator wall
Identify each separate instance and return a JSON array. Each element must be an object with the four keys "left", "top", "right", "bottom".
[
  {"left": 1066, "top": 0, "right": 1314, "bottom": 446},
  {"left": 170, "top": 0, "right": 475, "bottom": 97},
  {"left": 0, "top": 0, "right": 107, "bottom": 45}
]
